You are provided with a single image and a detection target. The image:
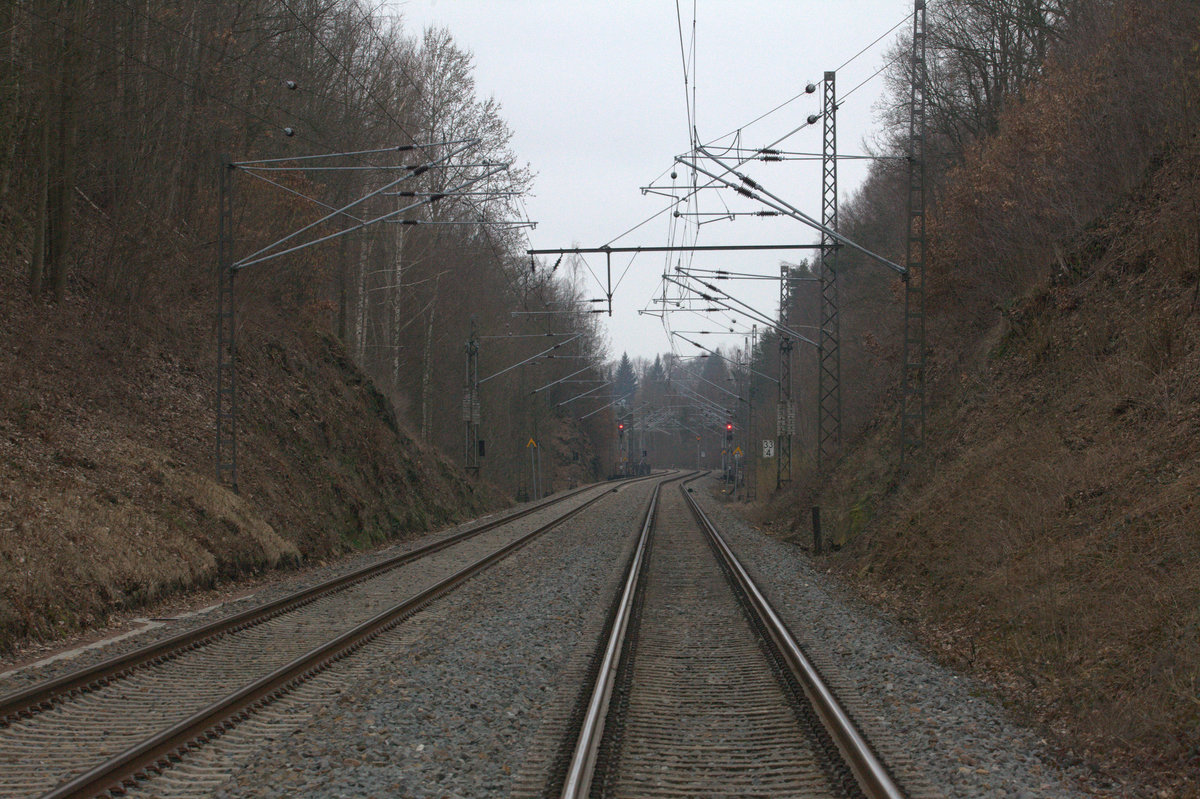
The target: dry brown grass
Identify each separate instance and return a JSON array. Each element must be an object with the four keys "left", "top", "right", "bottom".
[
  {"left": 798, "top": 144, "right": 1200, "bottom": 795},
  {"left": 0, "top": 214, "right": 502, "bottom": 652}
]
